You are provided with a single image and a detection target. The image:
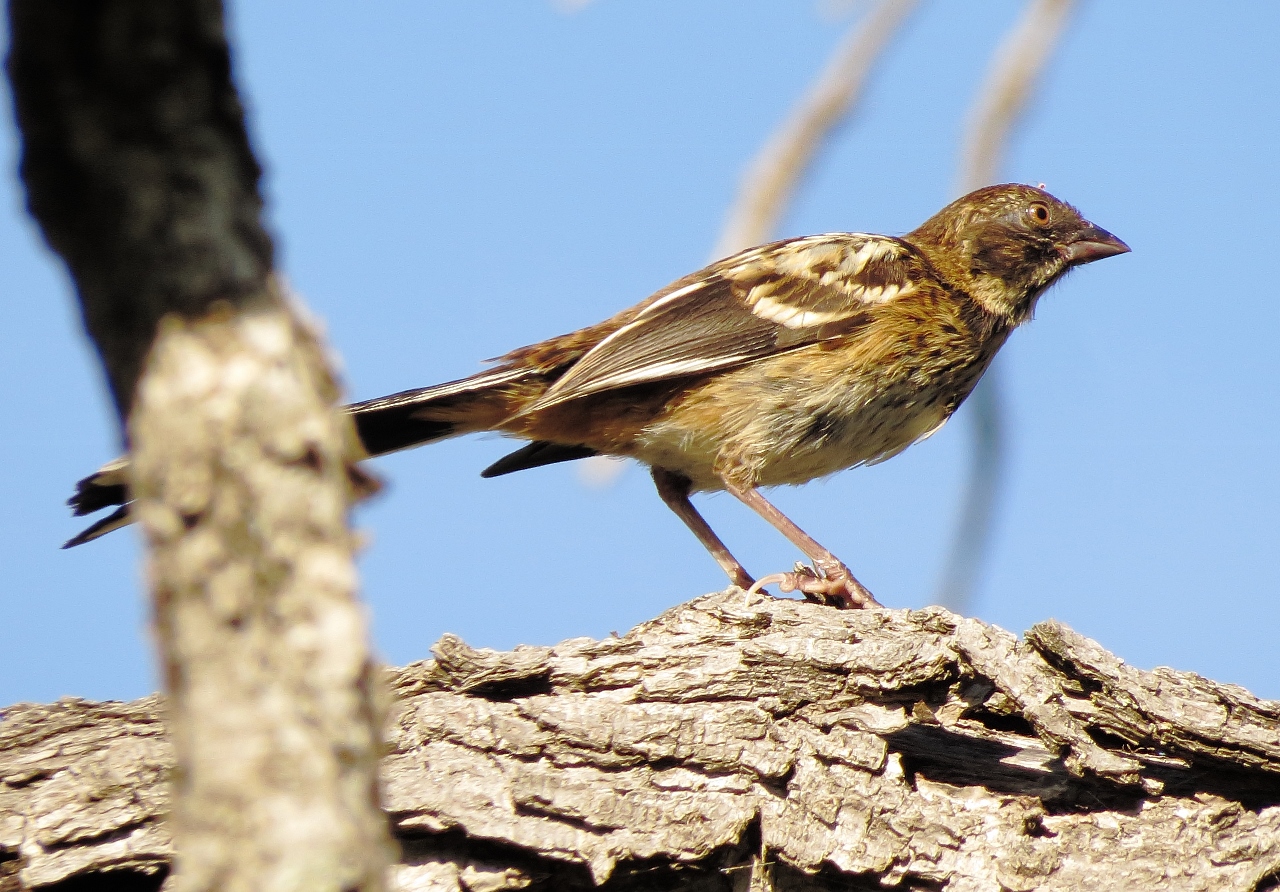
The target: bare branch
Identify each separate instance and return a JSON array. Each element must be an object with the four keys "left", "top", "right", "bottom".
[
  {"left": 956, "top": 0, "right": 1078, "bottom": 195},
  {"left": 551, "top": 0, "right": 595, "bottom": 13},
  {"left": 129, "top": 288, "right": 391, "bottom": 892},
  {"left": 936, "top": 0, "right": 1078, "bottom": 612},
  {"left": 580, "top": 0, "right": 919, "bottom": 489},
  {"left": 711, "top": 0, "right": 921, "bottom": 258},
  {"left": 6, "top": 2, "right": 392, "bottom": 889}
]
